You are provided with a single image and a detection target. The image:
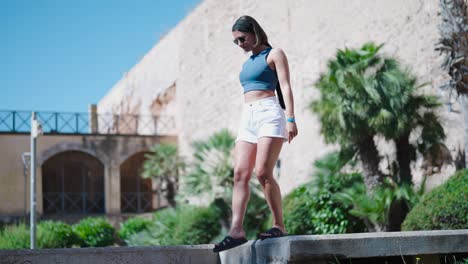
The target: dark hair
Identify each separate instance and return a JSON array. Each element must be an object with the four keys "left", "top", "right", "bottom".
[
  {"left": 232, "top": 16, "right": 286, "bottom": 109},
  {"left": 232, "top": 15, "right": 270, "bottom": 48}
]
